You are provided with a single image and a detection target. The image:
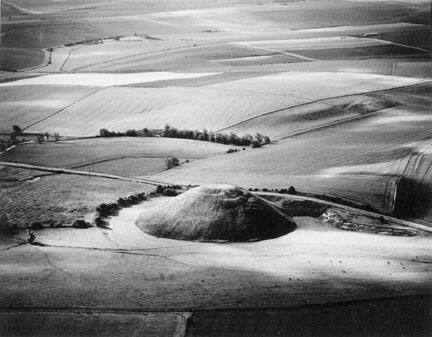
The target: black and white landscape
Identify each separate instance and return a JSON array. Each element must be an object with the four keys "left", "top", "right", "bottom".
[{"left": 0, "top": 0, "right": 431, "bottom": 336}]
